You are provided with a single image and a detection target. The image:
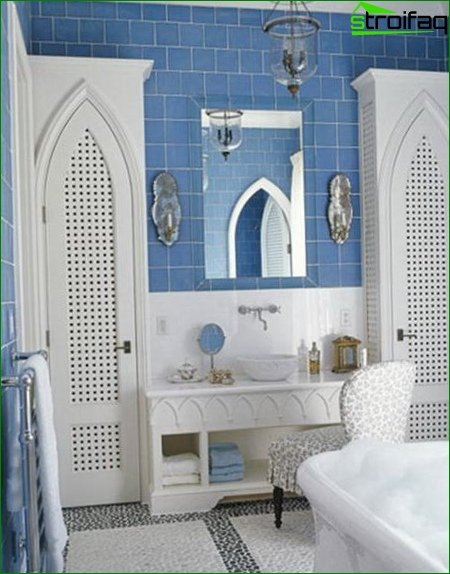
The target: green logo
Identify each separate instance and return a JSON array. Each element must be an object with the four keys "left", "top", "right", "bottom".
[{"left": 350, "top": 1, "right": 448, "bottom": 36}]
